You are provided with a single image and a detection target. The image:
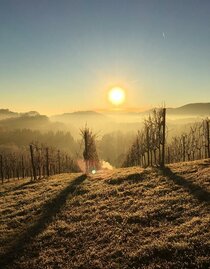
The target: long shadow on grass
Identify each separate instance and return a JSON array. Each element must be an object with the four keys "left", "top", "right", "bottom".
[
  {"left": 0, "top": 174, "right": 87, "bottom": 268},
  {"left": 0, "top": 180, "right": 34, "bottom": 196},
  {"left": 160, "top": 167, "right": 210, "bottom": 203}
]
